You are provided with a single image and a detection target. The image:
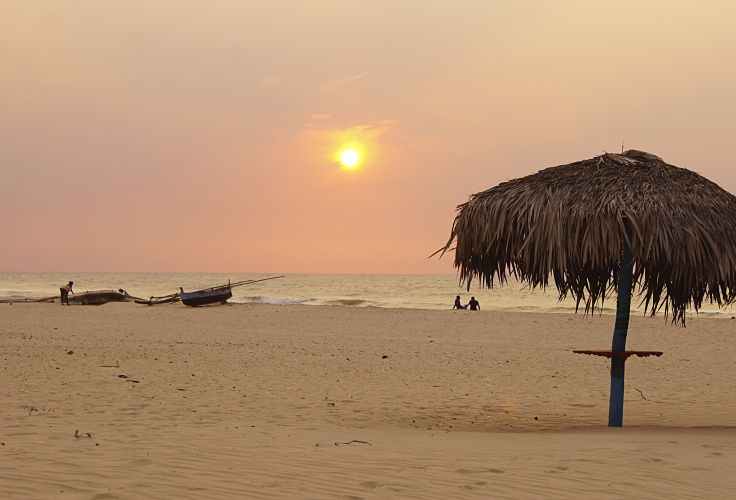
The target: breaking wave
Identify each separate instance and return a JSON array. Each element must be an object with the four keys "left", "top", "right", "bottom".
[
  {"left": 234, "top": 295, "right": 372, "bottom": 307},
  {"left": 324, "top": 299, "right": 369, "bottom": 307},
  {"left": 236, "top": 295, "right": 311, "bottom": 305}
]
